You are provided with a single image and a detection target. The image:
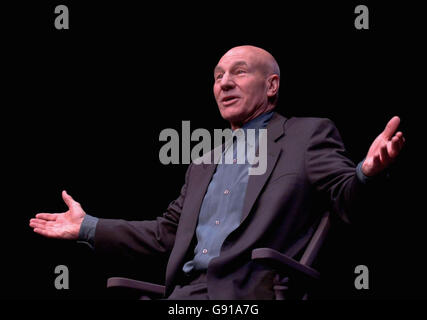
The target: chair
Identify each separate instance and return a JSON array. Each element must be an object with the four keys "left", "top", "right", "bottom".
[{"left": 107, "top": 211, "right": 331, "bottom": 300}]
